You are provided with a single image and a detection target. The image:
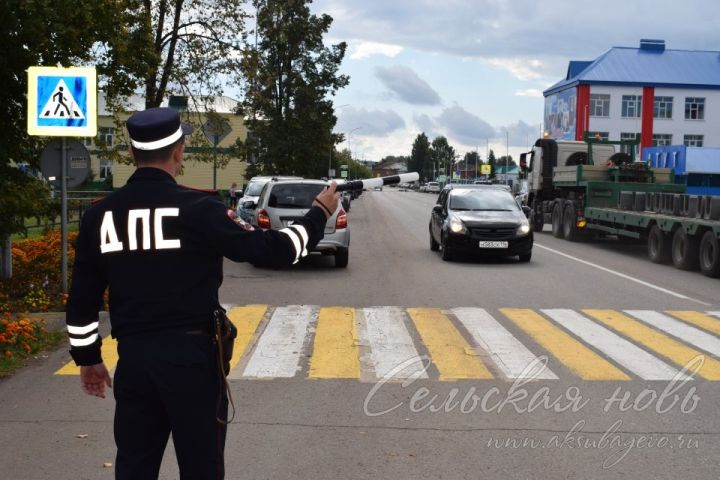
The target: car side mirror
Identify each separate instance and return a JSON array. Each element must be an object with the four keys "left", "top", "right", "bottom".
[
  {"left": 522, "top": 206, "right": 531, "bottom": 218},
  {"left": 432, "top": 205, "right": 443, "bottom": 214},
  {"left": 242, "top": 200, "right": 256, "bottom": 209}
]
